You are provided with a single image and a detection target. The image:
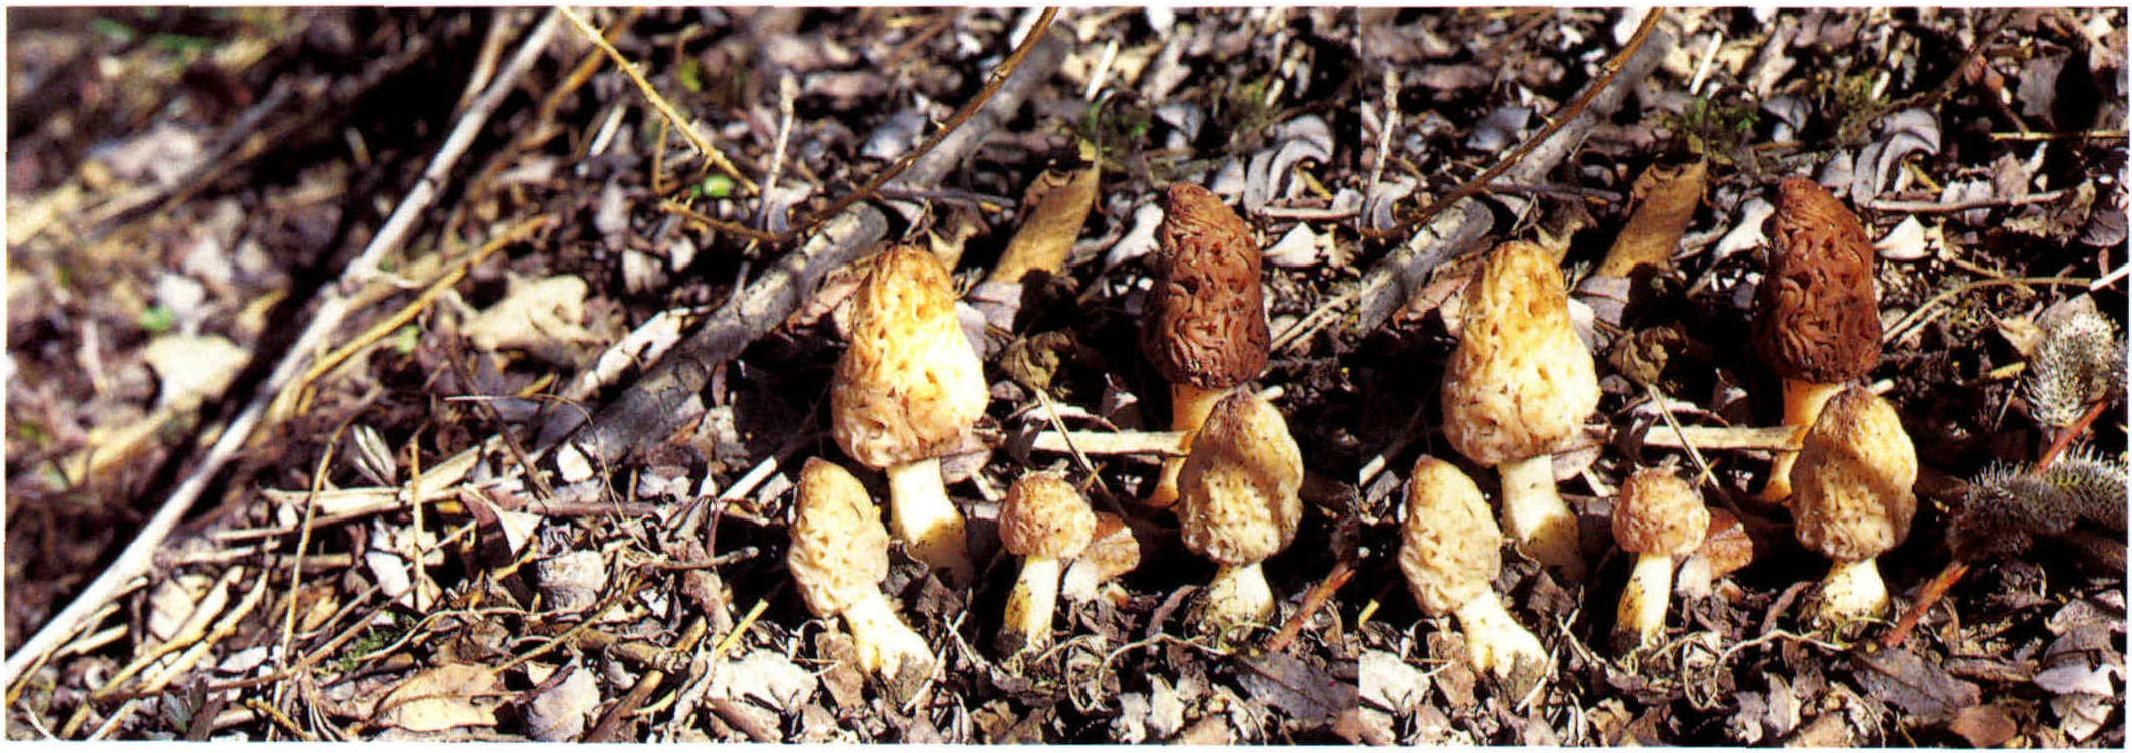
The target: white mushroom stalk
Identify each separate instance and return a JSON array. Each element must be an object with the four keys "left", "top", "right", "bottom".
[
  {"left": 884, "top": 458, "right": 974, "bottom": 584},
  {"left": 1450, "top": 590, "right": 1549, "bottom": 677},
  {"left": 1617, "top": 553, "right": 1677, "bottom": 646},
  {"left": 1610, "top": 468, "right": 1708, "bottom": 650},
  {"left": 1198, "top": 562, "right": 1276, "bottom": 633},
  {"left": 1002, "top": 556, "right": 1064, "bottom": 651},
  {"left": 1496, "top": 454, "right": 1584, "bottom": 581},
  {"left": 1816, "top": 557, "right": 1888, "bottom": 622}
]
